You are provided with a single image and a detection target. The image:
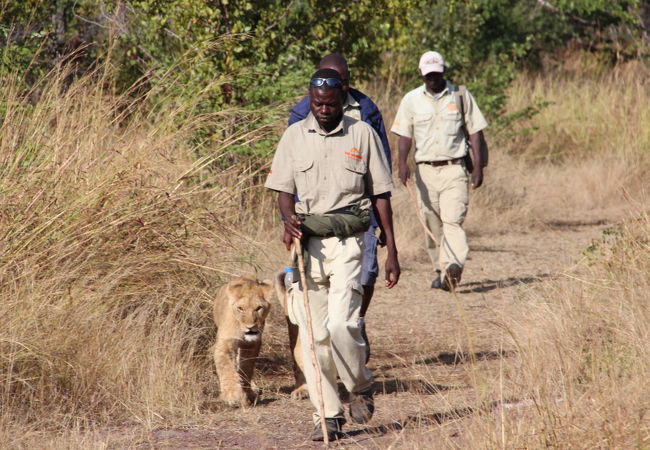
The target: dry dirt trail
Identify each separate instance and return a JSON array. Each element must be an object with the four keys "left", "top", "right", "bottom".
[{"left": 135, "top": 202, "right": 621, "bottom": 449}]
